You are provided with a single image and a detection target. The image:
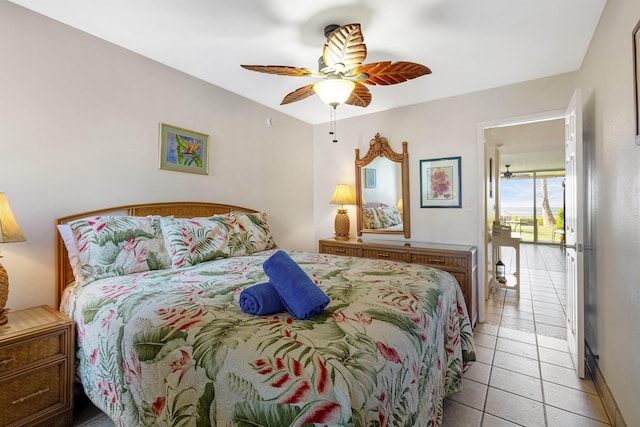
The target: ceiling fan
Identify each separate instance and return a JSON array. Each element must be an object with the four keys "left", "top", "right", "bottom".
[
  {"left": 503, "top": 164, "right": 513, "bottom": 179},
  {"left": 240, "top": 23, "right": 432, "bottom": 109}
]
